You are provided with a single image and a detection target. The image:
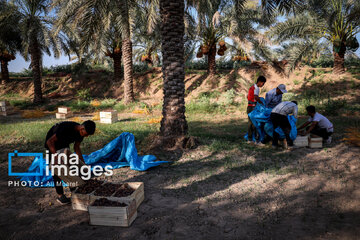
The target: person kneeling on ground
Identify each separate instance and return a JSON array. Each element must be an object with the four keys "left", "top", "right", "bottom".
[
  {"left": 246, "top": 76, "right": 266, "bottom": 143},
  {"left": 270, "top": 101, "right": 298, "bottom": 148},
  {"left": 45, "top": 120, "right": 96, "bottom": 204},
  {"left": 297, "top": 105, "right": 334, "bottom": 144}
]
